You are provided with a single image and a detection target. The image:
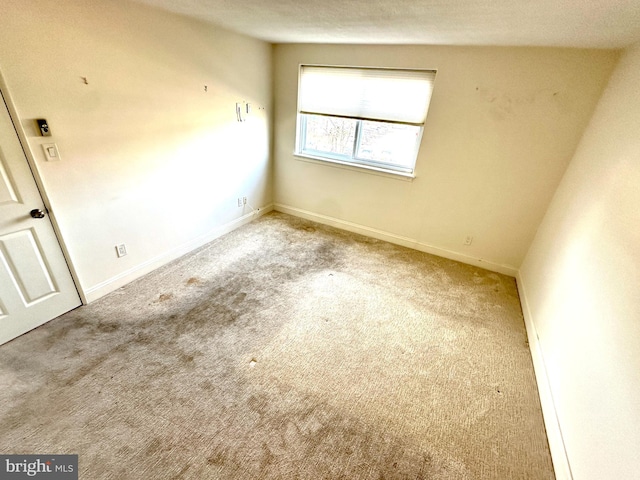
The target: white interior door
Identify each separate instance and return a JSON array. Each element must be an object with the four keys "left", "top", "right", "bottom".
[{"left": 0, "top": 90, "right": 81, "bottom": 345}]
